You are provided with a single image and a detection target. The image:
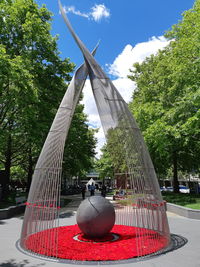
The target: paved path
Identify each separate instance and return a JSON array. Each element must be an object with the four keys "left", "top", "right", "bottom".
[{"left": 0, "top": 194, "right": 200, "bottom": 267}]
